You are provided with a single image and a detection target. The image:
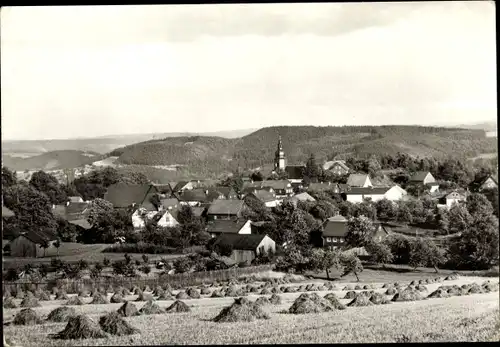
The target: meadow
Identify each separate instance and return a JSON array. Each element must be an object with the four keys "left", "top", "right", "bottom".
[{"left": 3, "top": 272, "right": 499, "bottom": 346}]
